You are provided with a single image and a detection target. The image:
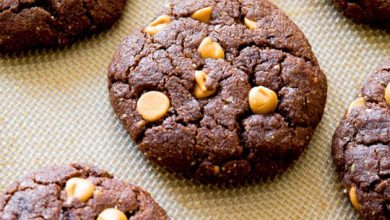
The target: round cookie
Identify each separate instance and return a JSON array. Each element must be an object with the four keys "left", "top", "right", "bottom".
[
  {"left": 0, "top": 0, "right": 125, "bottom": 53},
  {"left": 332, "top": 0, "right": 390, "bottom": 29},
  {"left": 332, "top": 61, "right": 390, "bottom": 219},
  {"left": 108, "top": 0, "right": 327, "bottom": 184},
  {"left": 0, "top": 164, "right": 168, "bottom": 219}
]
